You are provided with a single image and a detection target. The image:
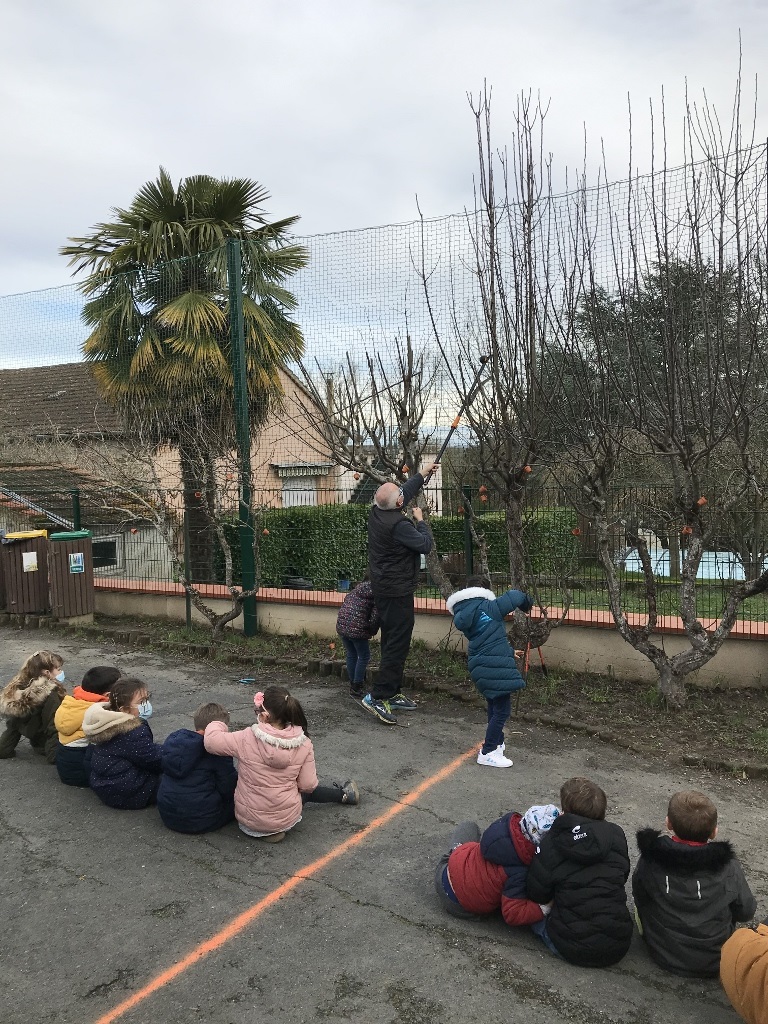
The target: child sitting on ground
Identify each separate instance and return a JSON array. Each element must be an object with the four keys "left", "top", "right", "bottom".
[
  {"left": 336, "top": 576, "right": 380, "bottom": 699},
  {"left": 157, "top": 702, "right": 238, "bottom": 834},
  {"left": 54, "top": 666, "right": 121, "bottom": 786},
  {"left": 83, "top": 677, "right": 162, "bottom": 810},
  {"left": 0, "top": 650, "right": 67, "bottom": 763},
  {"left": 203, "top": 685, "right": 359, "bottom": 843},
  {"left": 446, "top": 575, "right": 533, "bottom": 768},
  {"left": 720, "top": 916, "right": 768, "bottom": 1024},
  {"left": 434, "top": 804, "right": 560, "bottom": 924},
  {"left": 633, "top": 790, "right": 756, "bottom": 977},
  {"left": 526, "top": 777, "right": 633, "bottom": 967}
]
